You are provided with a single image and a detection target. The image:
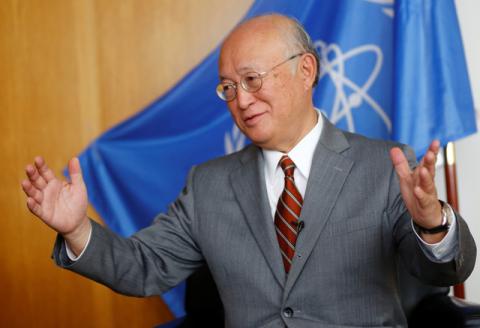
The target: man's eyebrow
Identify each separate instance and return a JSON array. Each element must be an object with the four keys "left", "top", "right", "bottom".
[
  {"left": 219, "top": 75, "right": 236, "bottom": 82},
  {"left": 238, "top": 65, "right": 256, "bottom": 72},
  {"left": 219, "top": 65, "right": 257, "bottom": 81}
]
